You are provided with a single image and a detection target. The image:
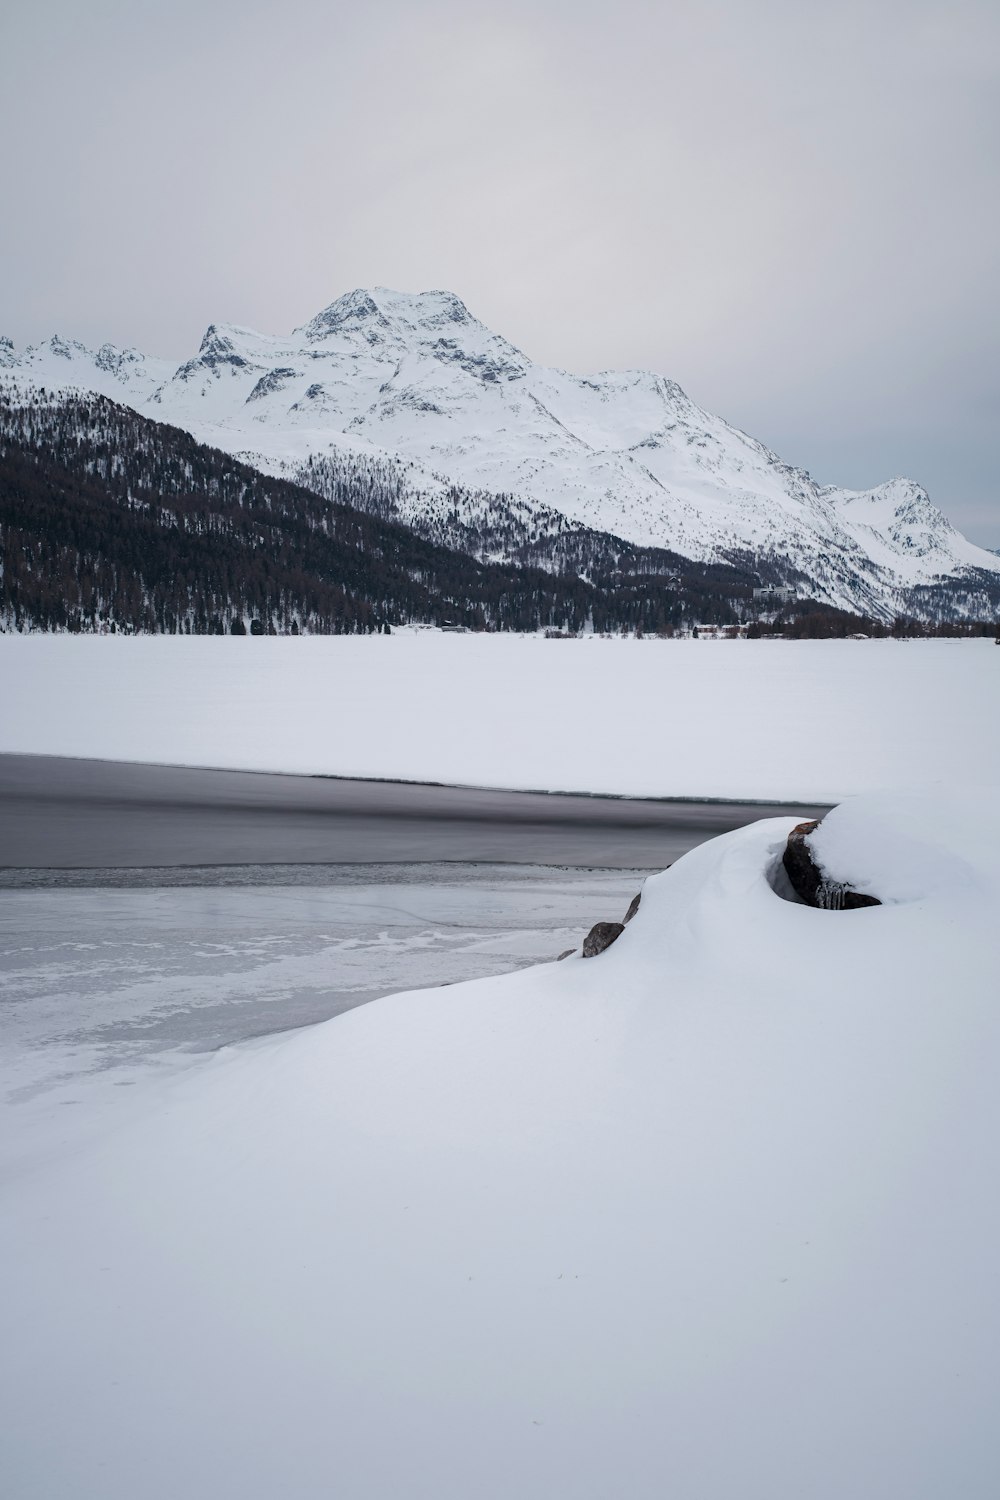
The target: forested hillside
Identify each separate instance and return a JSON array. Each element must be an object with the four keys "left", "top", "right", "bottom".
[
  {"left": 0, "top": 388, "right": 763, "bottom": 634},
  {"left": 293, "top": 447, "right": 806, "bottom": 592}
]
